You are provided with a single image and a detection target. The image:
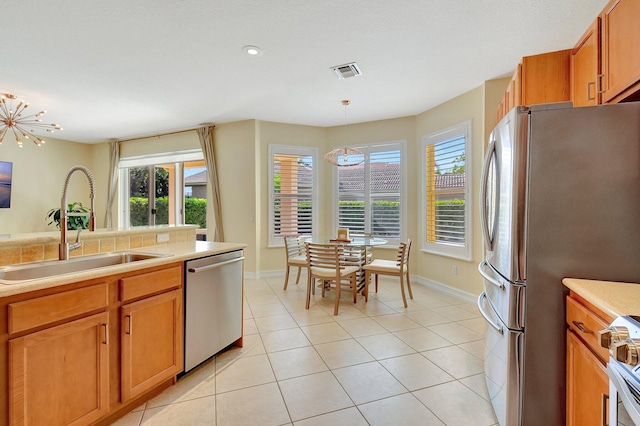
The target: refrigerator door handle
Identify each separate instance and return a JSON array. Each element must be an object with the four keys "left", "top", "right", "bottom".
[
  {"left": 480, "top": 138, "right": 499, "bottom": 251},
  {"left": 477, "top": 292, "right": 503, "bottom": 334},
  {"left": 478, "top": 260, "right": 505, "bottom": 289}
]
